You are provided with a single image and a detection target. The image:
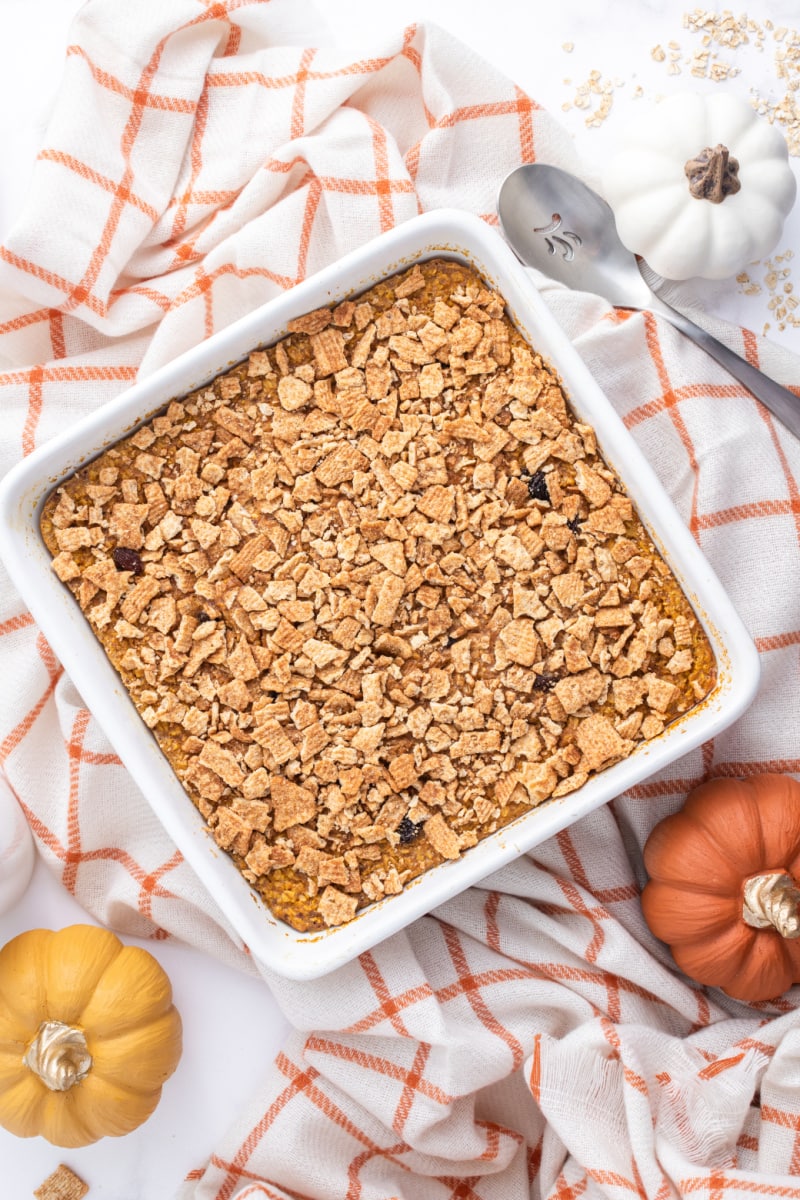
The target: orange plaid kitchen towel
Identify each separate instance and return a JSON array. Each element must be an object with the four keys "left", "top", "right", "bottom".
[{"left": 1, "top": 2, "right": 800, "bottom": 1199}]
